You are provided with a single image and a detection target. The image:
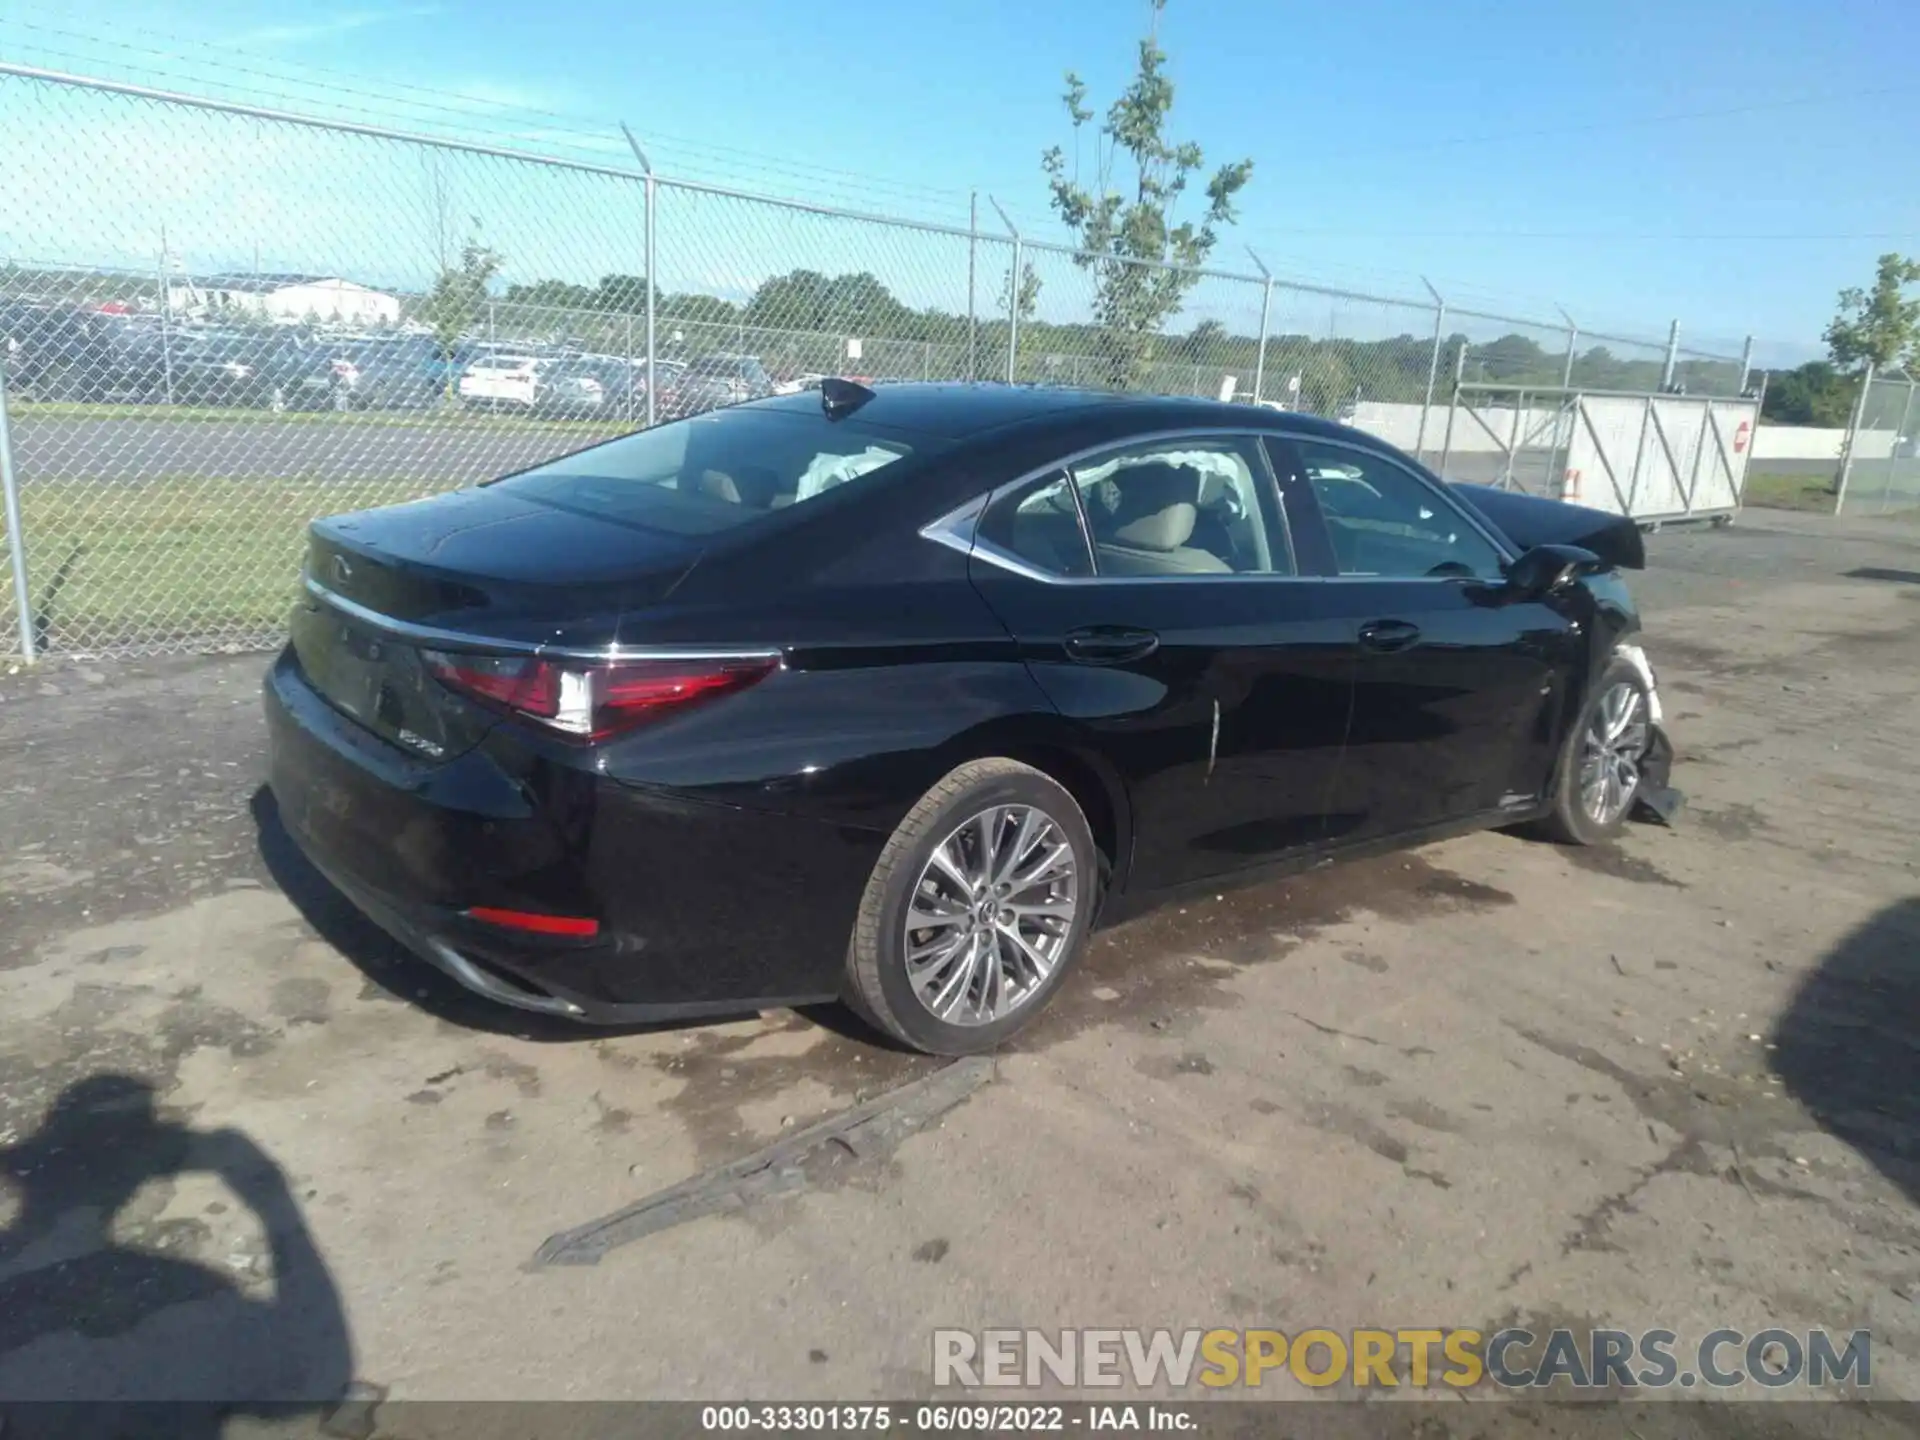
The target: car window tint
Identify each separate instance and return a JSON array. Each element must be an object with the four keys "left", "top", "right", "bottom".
[
  {"left": 1068, "top": 436, "right": 1289, "bottom": 577},
  {"left": 1297, "top": 443, "right": 1505, "bottom": 579},
  {"left": 493, "top": 407, "right": 931, "bottom": 537},
  {"left": 979, "top": 472, "right": 1093, "bottom": 577}
]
